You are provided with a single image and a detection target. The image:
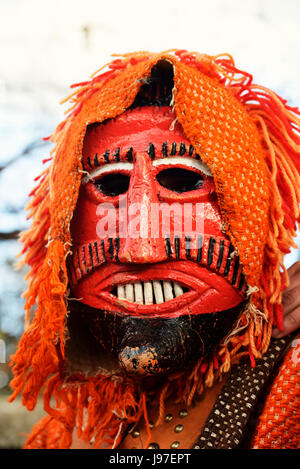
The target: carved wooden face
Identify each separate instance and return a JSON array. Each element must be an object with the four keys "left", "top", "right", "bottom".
[{"left": 68, "top": 106, "right": 246, "bottom": 378}]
